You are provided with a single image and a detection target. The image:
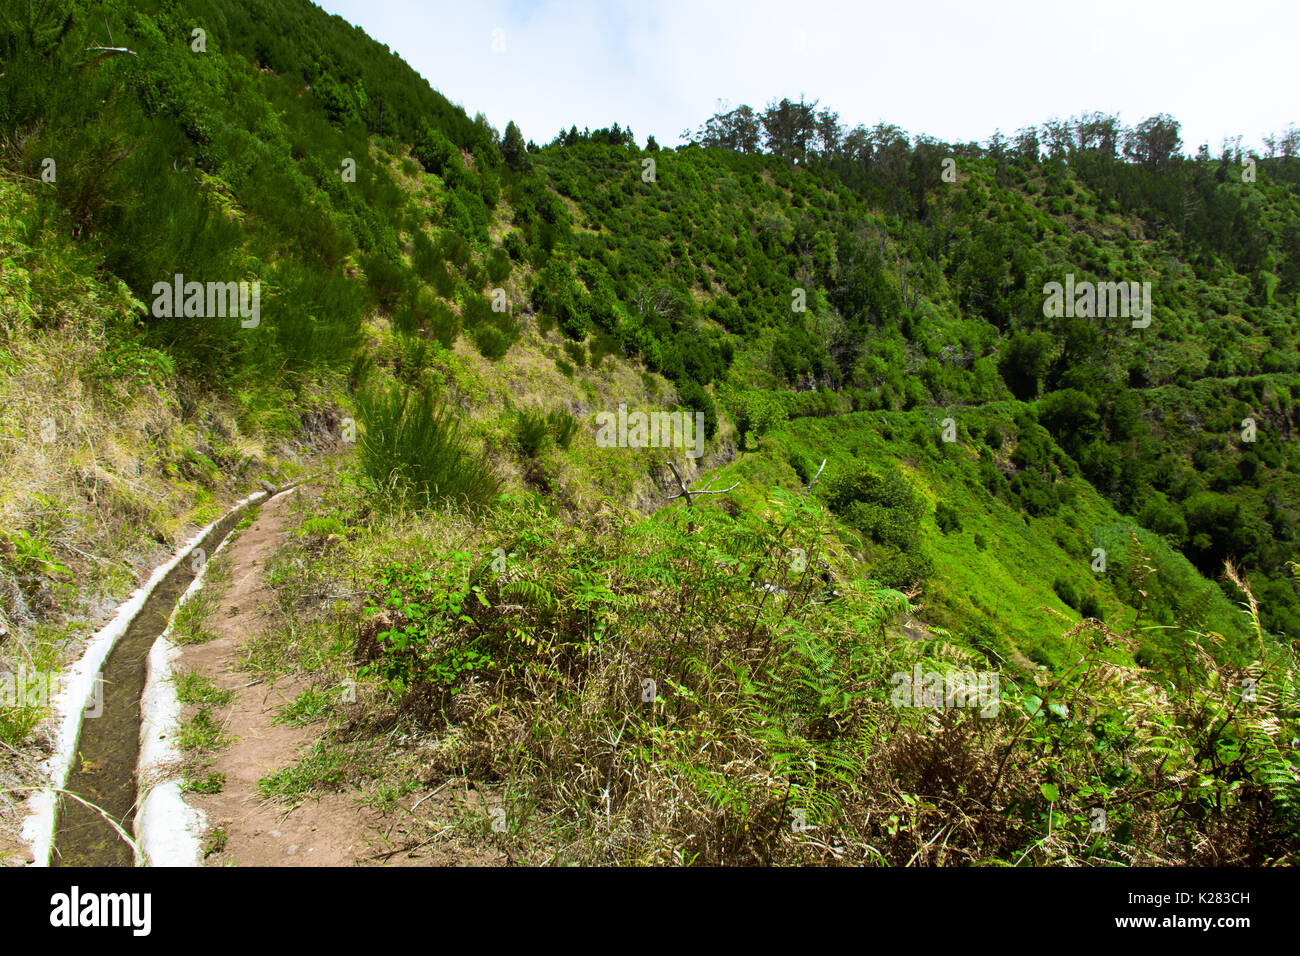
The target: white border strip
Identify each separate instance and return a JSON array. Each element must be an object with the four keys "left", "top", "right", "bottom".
[
  {"left": 135, "top": 497, "right": 258, "bottom": 866},
  {"left": 20, "top": 491, "right": 266, "bottom": 866}
]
